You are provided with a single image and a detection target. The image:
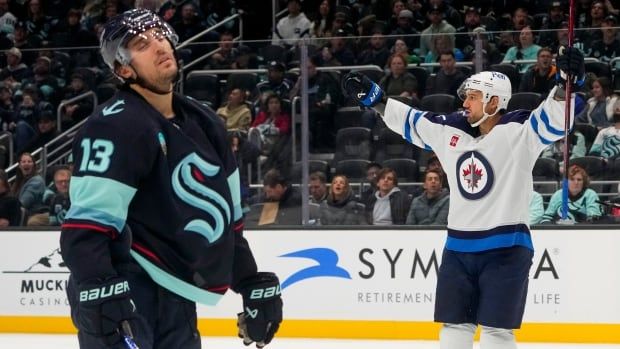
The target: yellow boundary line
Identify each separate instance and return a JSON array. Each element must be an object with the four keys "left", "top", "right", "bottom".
[{"left": 1, "top": 317, "right": 619, "bottom": 343}]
